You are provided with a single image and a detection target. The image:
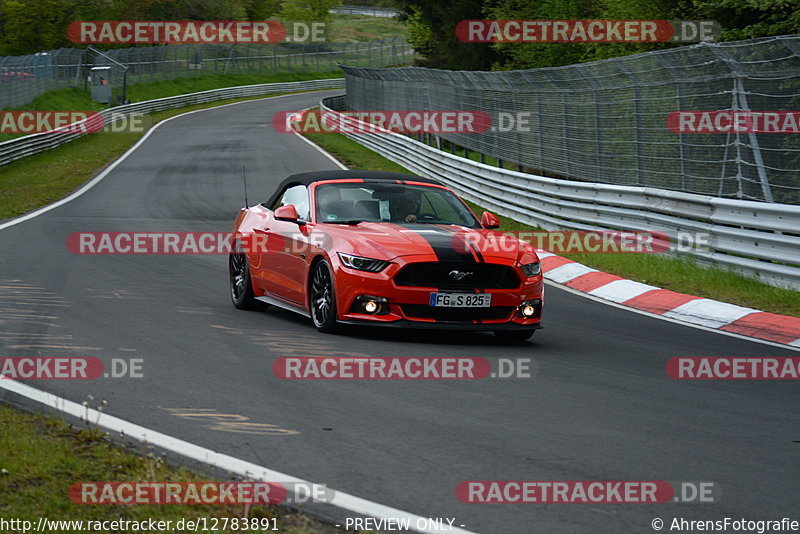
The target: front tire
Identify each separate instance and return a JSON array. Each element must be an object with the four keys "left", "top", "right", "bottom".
[
  {"left": 310, "top": 259, "right": 339, "bottom": 333},
  {"left": 494, "top": 329, "right": 536, "bottom": 342},
  {"left": 229, "top": 244, "right": 265, "bottom": 310}
]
